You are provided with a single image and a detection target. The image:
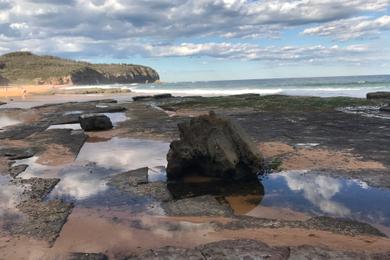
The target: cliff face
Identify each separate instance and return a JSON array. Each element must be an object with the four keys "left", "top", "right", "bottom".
[
  {"left": 0, "top": 52, "right": 160, "bottom": 86},
  {"left": 69, "top": 66, "right": 159, "bottom": 85}
]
